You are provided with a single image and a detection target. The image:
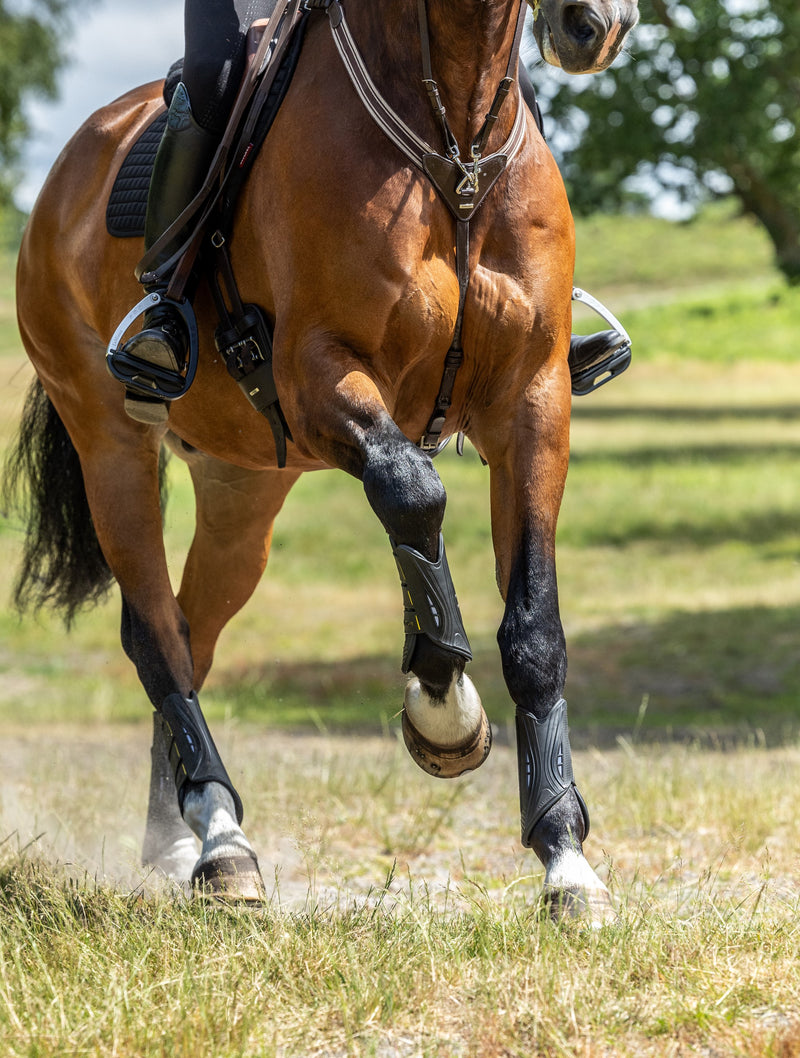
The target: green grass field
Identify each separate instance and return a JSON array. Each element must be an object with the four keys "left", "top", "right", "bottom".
[{"left": 1, "top": 203, "right": 800, "bottom": 1057}]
